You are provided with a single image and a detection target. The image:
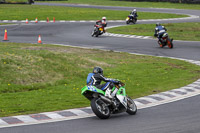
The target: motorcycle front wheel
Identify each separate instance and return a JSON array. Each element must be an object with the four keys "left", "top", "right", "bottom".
[
  {"left": 95, "top": 30, "right": 99, "bottom": 37},
  {"left": 126, "top": 20, "right": 130, "bottom": 24},
  {"left": 158, "top": 40, "right": 164, "bottom": 48},
  {"left": 91, "top": 31, "right": 95, "bottom": 37},
  {"left": 91, "top": 98, "right": 110, "bottom": 119},
  {"left": 126, "top": 96, "right": 137, "bottom": 115}
]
